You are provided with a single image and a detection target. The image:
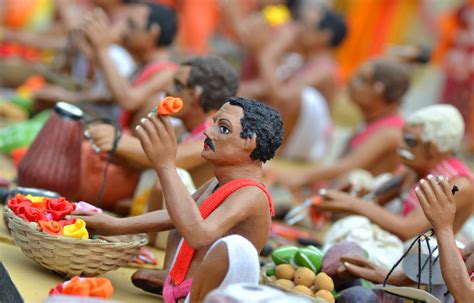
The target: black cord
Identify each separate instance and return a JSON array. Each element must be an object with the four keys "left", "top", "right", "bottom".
[
  {"left": 383, "top": 231, "right": 428, "bottom": 286},
  {"left": 95, "top": 127, "right": 121, "bottom": 208},
  {"left": 426, "top": 236, "right": 433, "bottom": 293},
  {"left": 82, "top": 117, "right": 122, "bottom": 208},
  {"left": 417, "top": 237, "right": 422, "bottom": 289}
]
